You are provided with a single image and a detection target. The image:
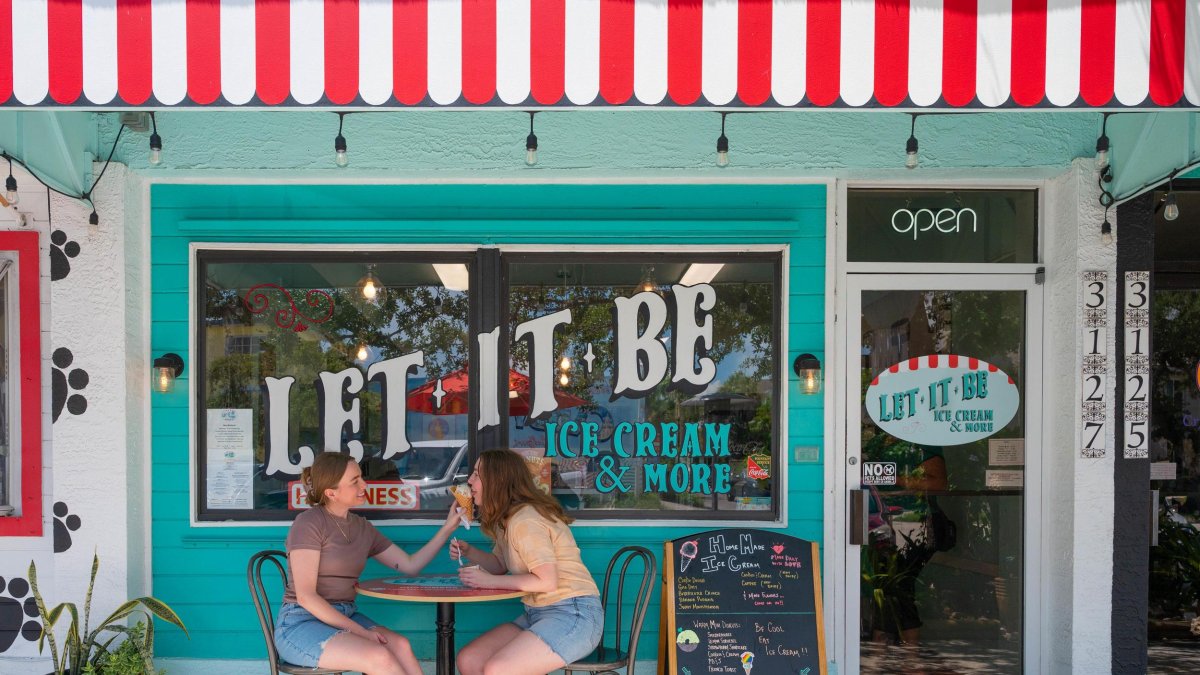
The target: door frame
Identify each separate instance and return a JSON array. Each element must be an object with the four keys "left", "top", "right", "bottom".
[{"left": 832, "top": 273, "right": 1045, "bottom": 674}]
